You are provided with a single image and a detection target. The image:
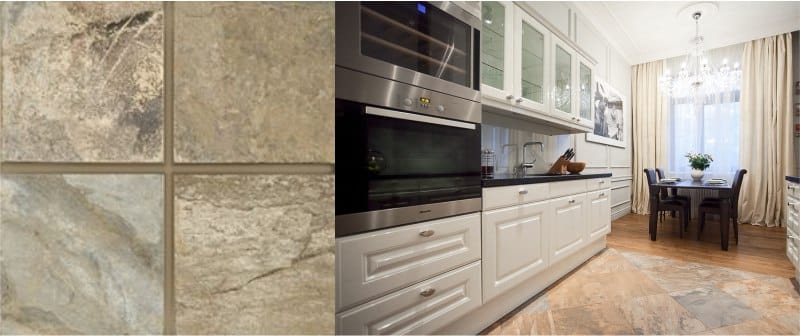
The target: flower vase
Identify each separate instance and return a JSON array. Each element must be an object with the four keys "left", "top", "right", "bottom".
[{"left": 691, "top": 168, "right": 704, "bottom": 182}]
